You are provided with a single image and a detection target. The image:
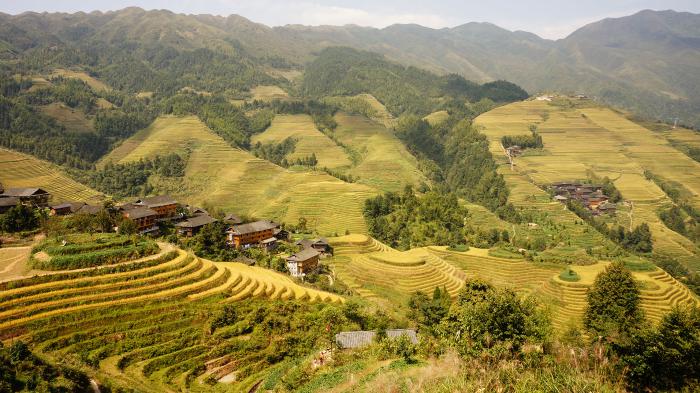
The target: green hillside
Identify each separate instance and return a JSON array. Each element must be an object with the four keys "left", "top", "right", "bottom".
[
  {"left": 1, "top": 8, "right": 698, "bottom": 125},
  {"left": 101, "top": 115, "right": 376, "bottom": 235},
  {"left": 475, "top": 98, "right": 700, "bottom": 270}
]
